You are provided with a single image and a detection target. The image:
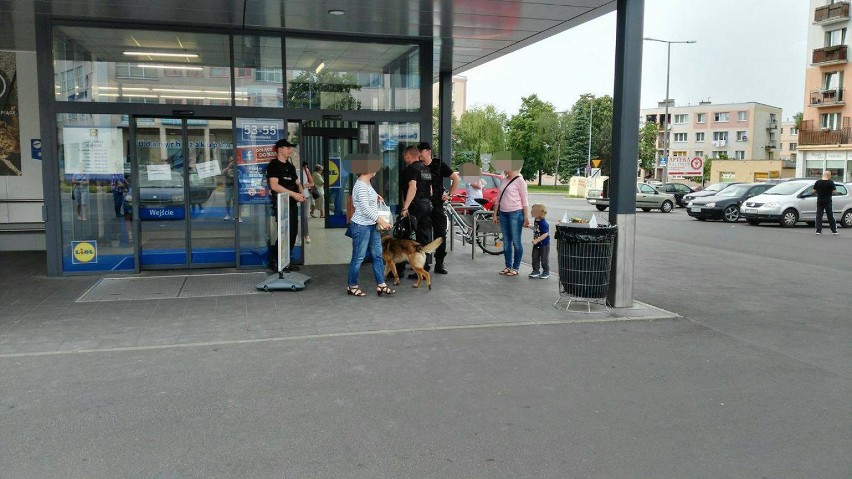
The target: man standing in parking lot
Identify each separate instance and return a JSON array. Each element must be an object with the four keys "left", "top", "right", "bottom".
[{"left": 813, "top": 171, "right": 839, "bottom": 236}]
